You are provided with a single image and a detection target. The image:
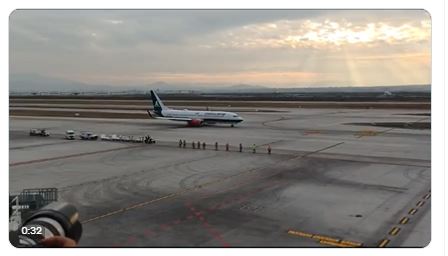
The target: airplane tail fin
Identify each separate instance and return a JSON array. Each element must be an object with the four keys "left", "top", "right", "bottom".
[{"left": 150, "top": 90, "right": 168, "bottom": 116}]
